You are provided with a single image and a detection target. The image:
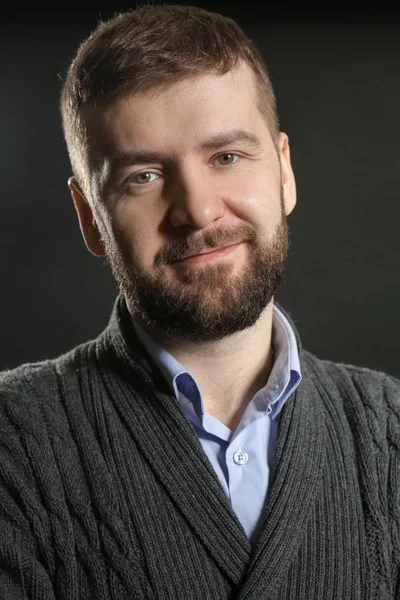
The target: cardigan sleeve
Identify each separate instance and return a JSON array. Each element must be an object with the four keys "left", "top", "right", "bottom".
[
  {"left": 0, "top": 516, "right": 56, "bottom": 599},
  {"left": 0, "top": 430, "right": 56, "bottom": 599},
  {"left": 384, "top": 375, "right": 400, "bottom": 597},
  {"left": 0, "top": 364, "right": 64, "bottom": 599}
]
